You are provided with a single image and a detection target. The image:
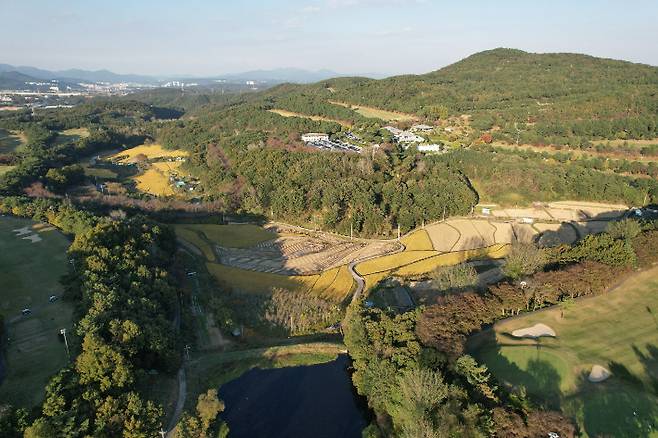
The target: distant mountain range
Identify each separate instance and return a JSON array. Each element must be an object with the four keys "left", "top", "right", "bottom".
[{"left": 0, "top": 63, "right": 384, "bottom": 88}]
